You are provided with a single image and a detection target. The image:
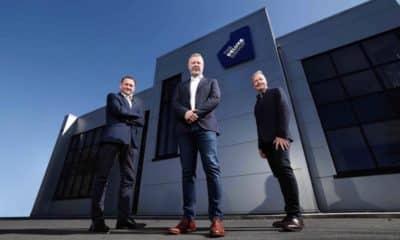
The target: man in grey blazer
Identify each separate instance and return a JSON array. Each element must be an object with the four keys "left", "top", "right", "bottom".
[{"left": 168, "top": 53, "right": 225, "bottom": 237}]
